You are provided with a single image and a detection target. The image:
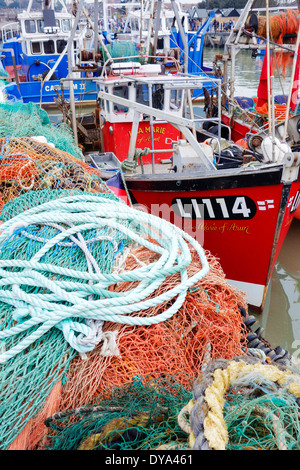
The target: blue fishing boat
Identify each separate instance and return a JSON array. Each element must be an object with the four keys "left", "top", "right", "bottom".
[
  {"left": 0, "top": 0, "right": 98, "bottom": 108},
  {"left": 105, "top": 0, "right": 217, "bottom": 100}
]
